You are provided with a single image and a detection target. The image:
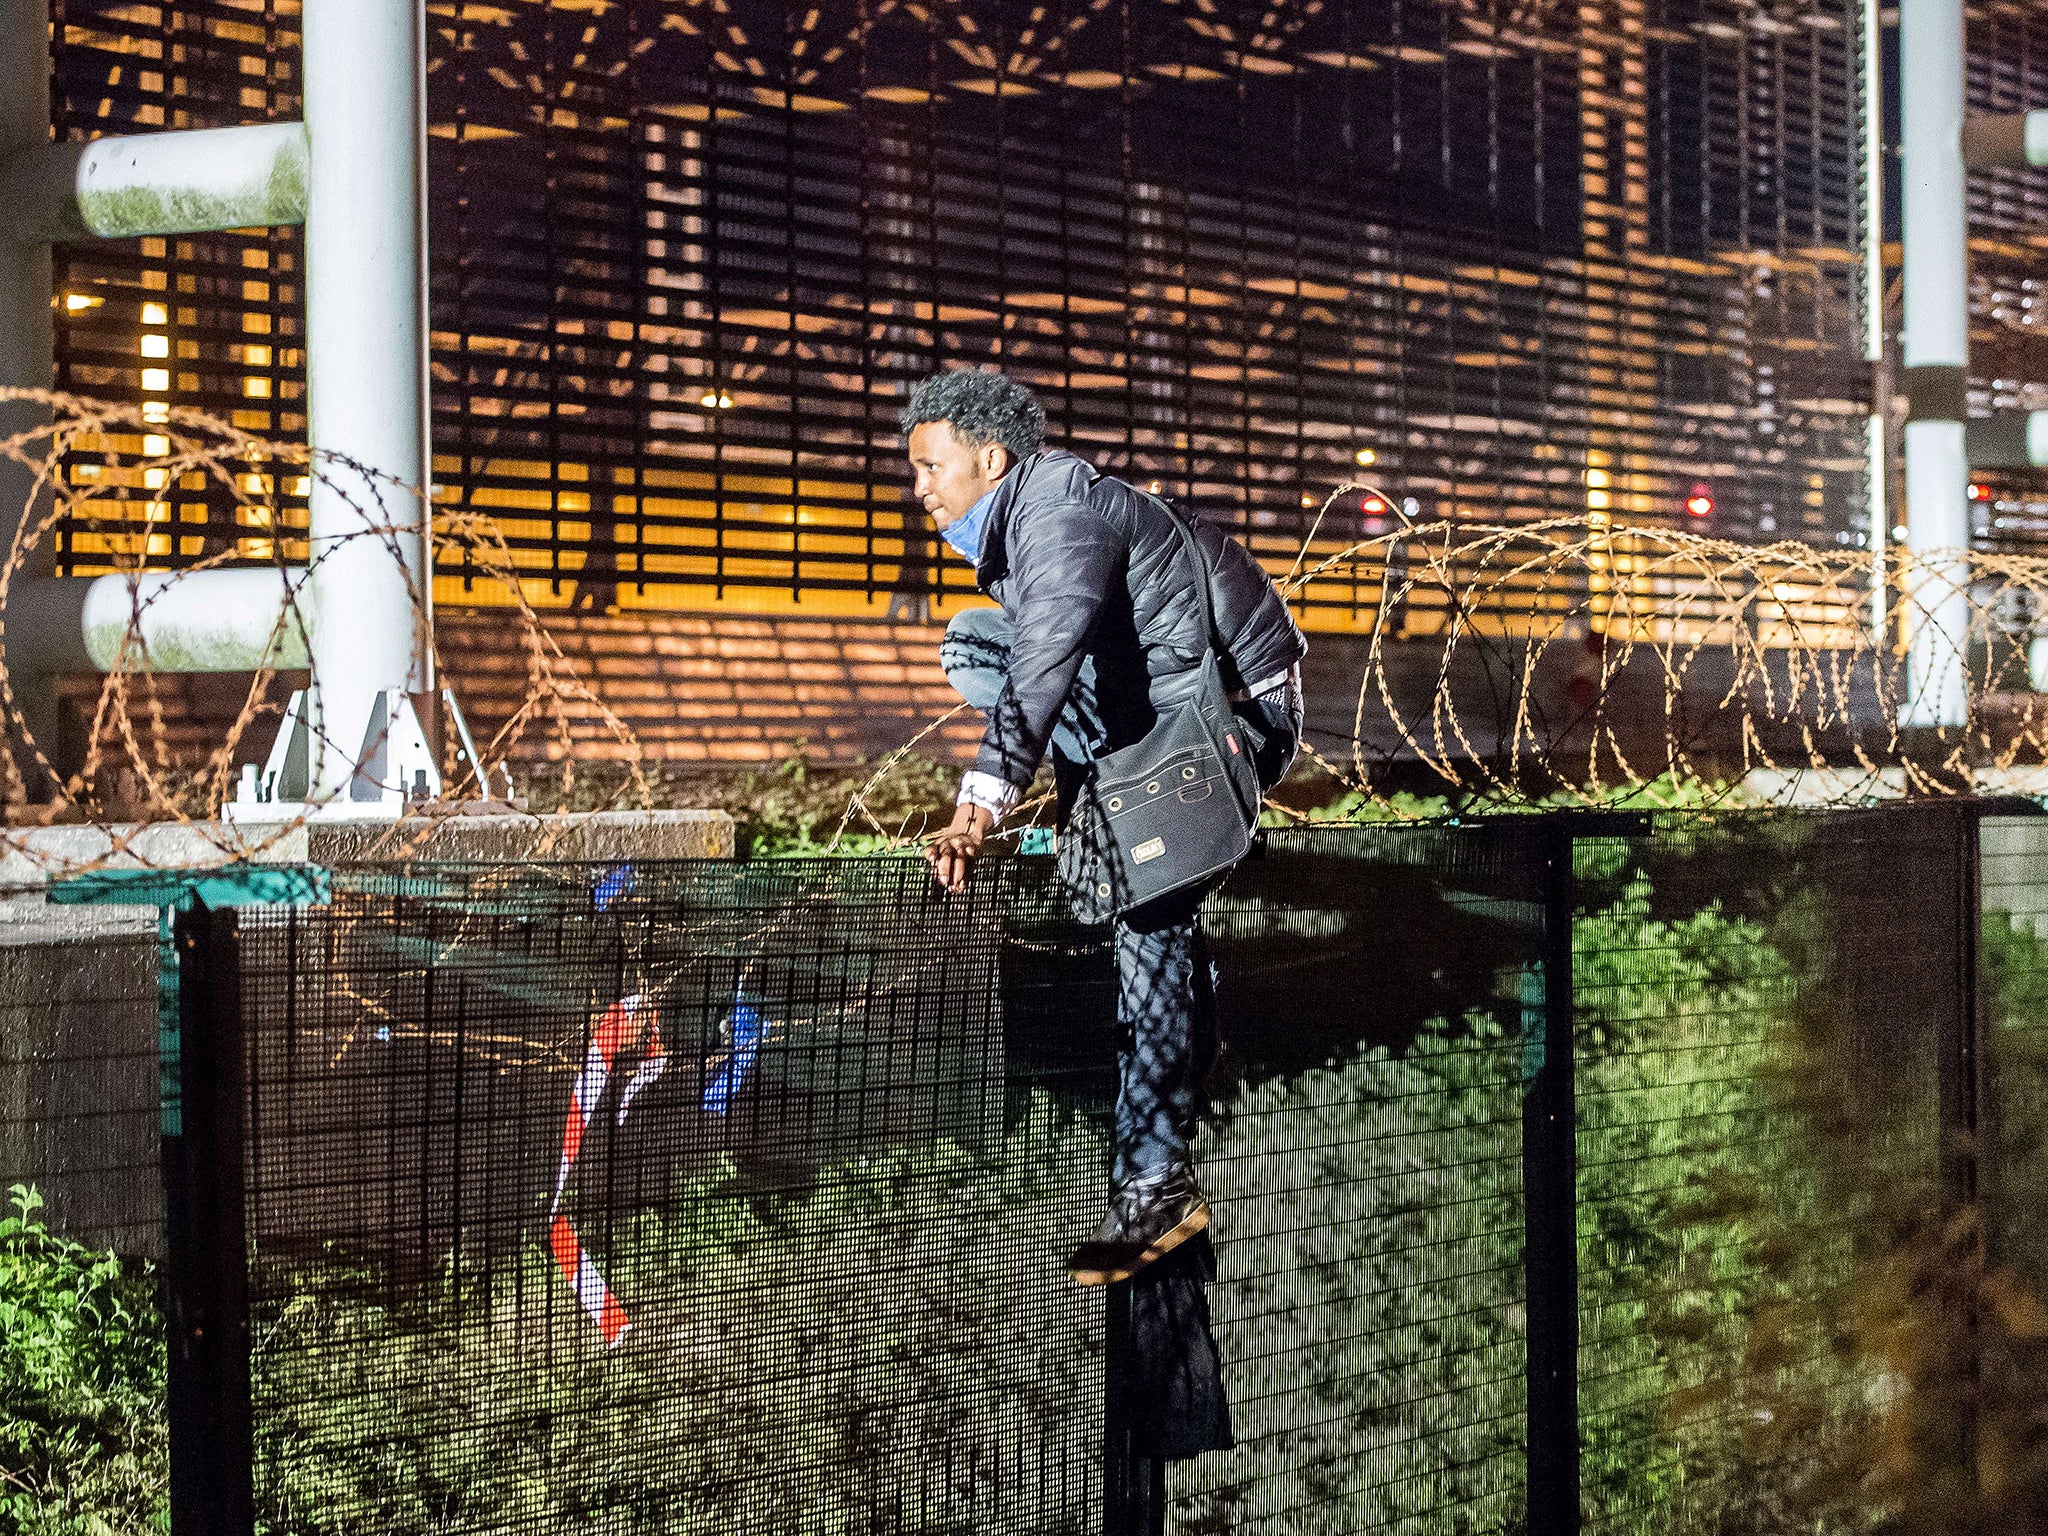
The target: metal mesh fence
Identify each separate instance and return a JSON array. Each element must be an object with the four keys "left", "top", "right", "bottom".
[
  {"left": 22, "top": 805, "right": 2048, "bottom": 1532},
  {"left": 1982, "top": 815, "right": 2048, "bottom": 1298},
  {"left": 237, "top": 858, "right": 1100, "bottom": 1533},
  {"left": 219, "top": 832, "right": 1560, "bottom": 1534},
  {"left": 1571, "top": 810, "right": 1957, "bottom": 1536},
  {"left": 1165, "top": 827, "right": 1542, "bottom": 1533}
]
